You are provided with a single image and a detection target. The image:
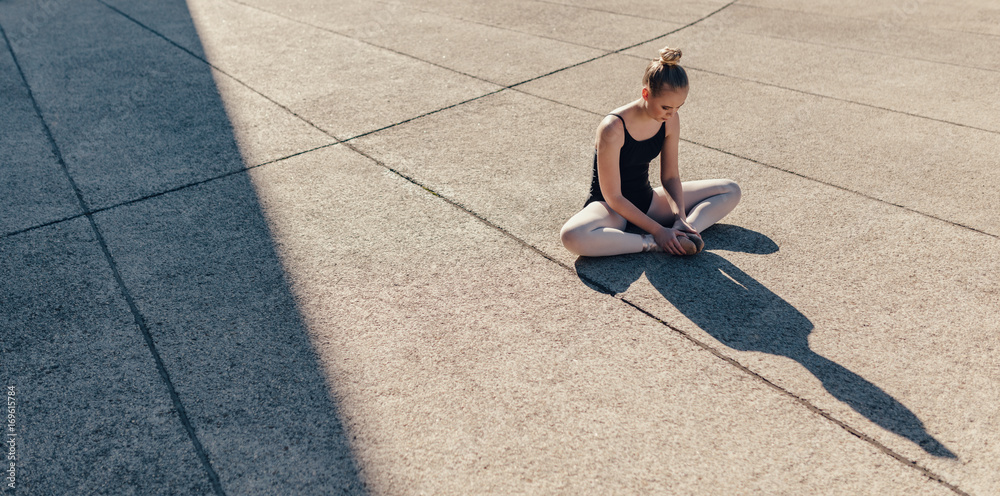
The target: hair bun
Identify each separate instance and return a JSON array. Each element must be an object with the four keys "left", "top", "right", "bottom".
[{"left": 659, "top": 47, "right": 682, "bottom": 66}]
